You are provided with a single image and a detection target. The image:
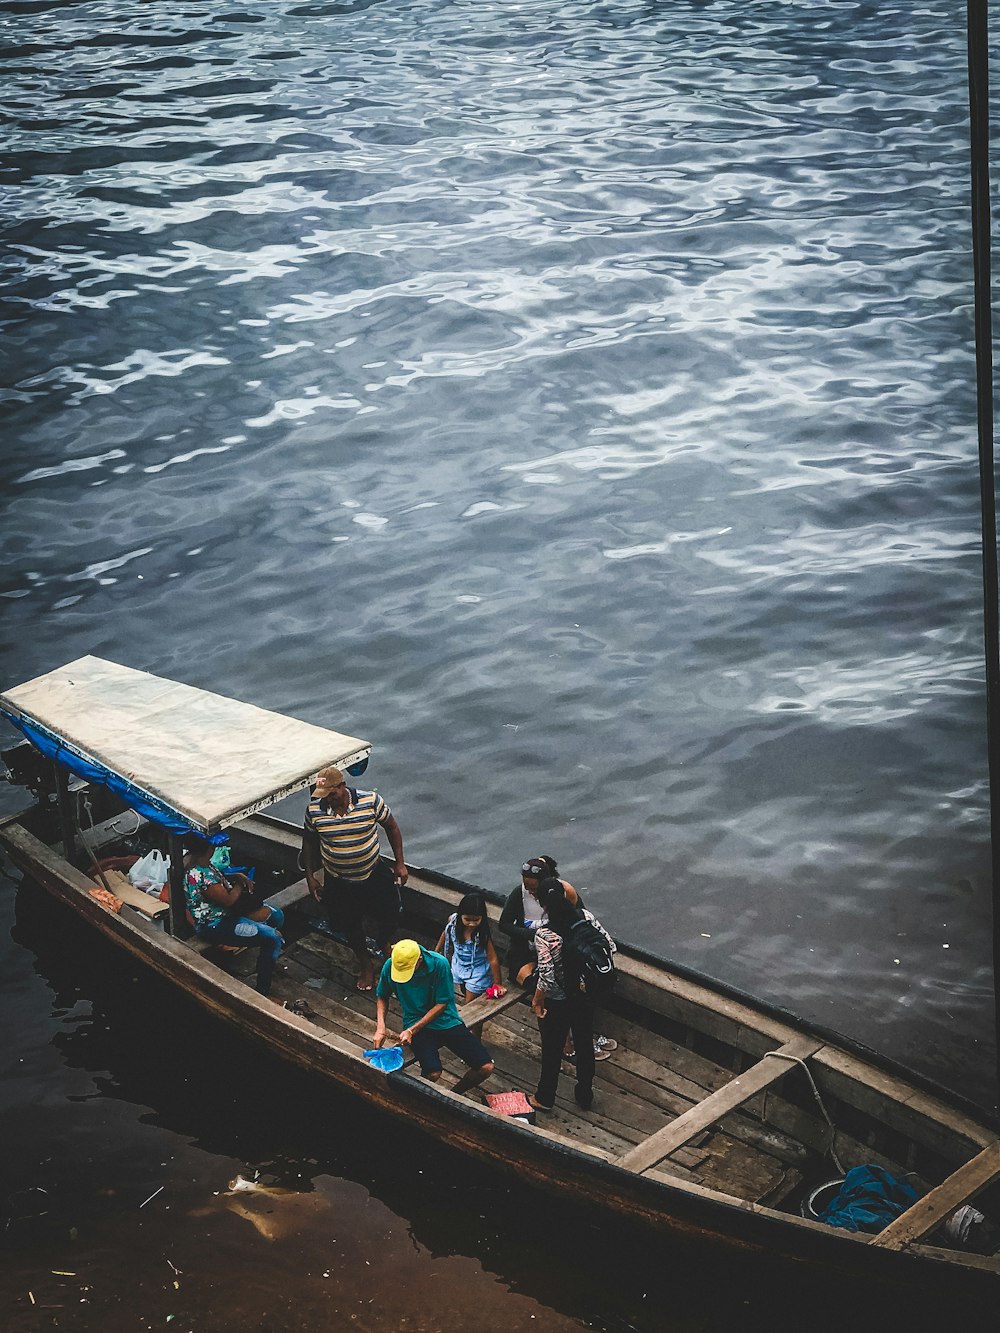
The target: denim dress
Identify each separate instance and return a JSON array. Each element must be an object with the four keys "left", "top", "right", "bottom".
[{"left": 444, "top": 916, "right": 493, "bottom": 994}]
